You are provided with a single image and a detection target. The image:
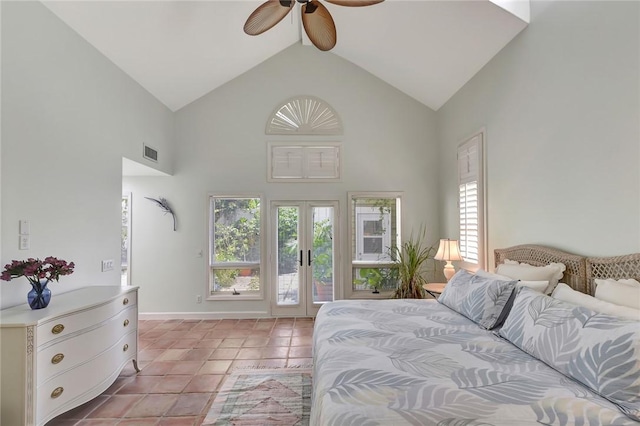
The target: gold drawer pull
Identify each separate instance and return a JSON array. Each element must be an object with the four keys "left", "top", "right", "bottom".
[
  {"left": 123, "top": 344, "right": 129, "bottom": 352},
  {"left": 123, "top": 319, "right": 130, "bottom": 327},
  {"left": 51, "top": 387, "right": 64, "bottom": 399},
  {"left": 51, "top": 353, "right": 65, "bottom": 364},
  {"left": 122, "top": 298, "right": 129, "bottom": 305},
  {"left": 51, "top": 324, "right": 65, "bottom": 334}
]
